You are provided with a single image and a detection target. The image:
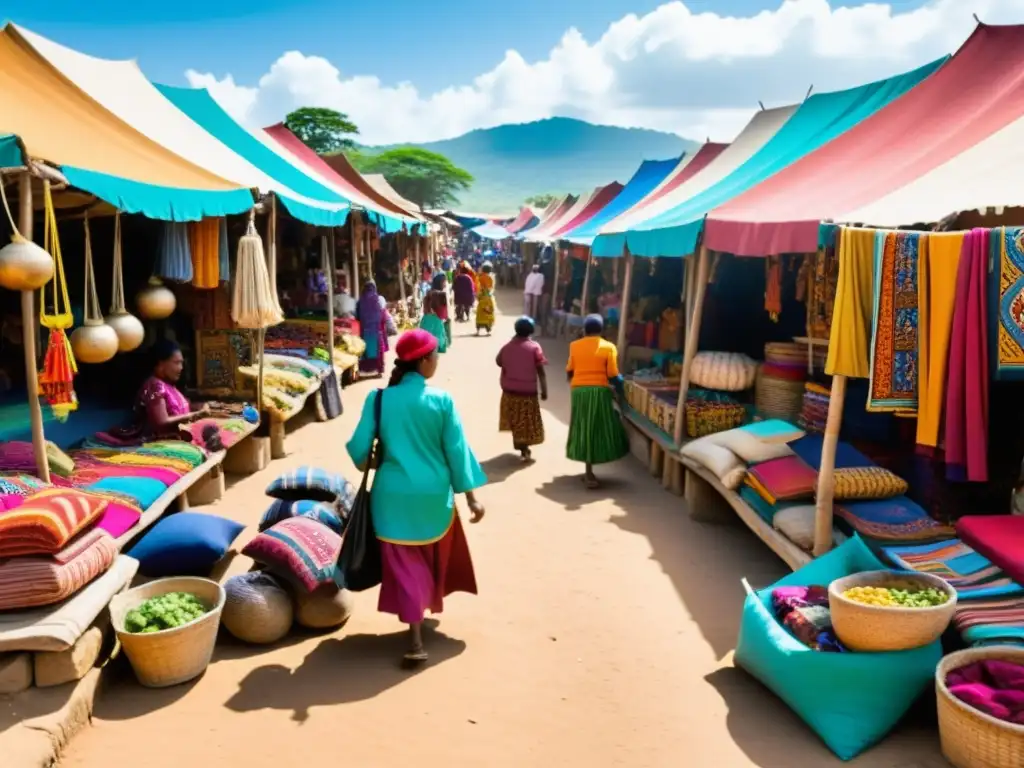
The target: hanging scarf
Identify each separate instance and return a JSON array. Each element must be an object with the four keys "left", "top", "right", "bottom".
[
  {"left": 189, "top": 218, "right": 220, "bottom": 289},
  {"left": 157, "top": 222, "right": 194, "bottom": 282}
]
